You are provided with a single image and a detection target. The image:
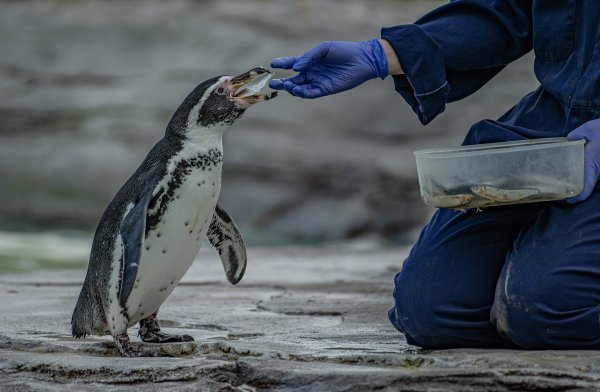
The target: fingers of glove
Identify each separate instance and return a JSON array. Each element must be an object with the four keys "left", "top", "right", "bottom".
[
  {"left": 287, "top": 73, "right": 310, "bottom": 85},
  {"left": 566, "top": 175, "right": 595, "bottom": 203},
  {"left": 566, "top": 149, "right": 599, "bottom": 203},
  {"left": 281, "top": 80, "right": 300, "bottom": 95},
  {"left": 565, "top": 119, "right": 600, "bottom": 203},
  {"left": 292, "top": 85, "right": 325, "bottom": 99},
  {"left": 270, "top": 73, "right": 308, "bottom": 92},
  {"left": 269, "top": 79, "right": 285, "bottom": 90},
  {"left": 269, "top": 70, "right": 311, "bottom": 90},
  {"left": 276, "top": 74, "right": 325, "bottom": 98},
  {"left": 567, "top": 128, "right": 590, "bottom": 142},
  {"left": 293, "top": 42, "right": 332, "bottom": 72},
  {"left": 567, "top": 119, "right": 600, "bottom": 141},
  {"left": 271, "top": 56, "right": 300, "bottom": 69},
  {"left": 566, "top": 194, "right": 584, "bottom": 204},
  {"left": 566, "top": 120, "right": 600, "bottom": 203}
]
